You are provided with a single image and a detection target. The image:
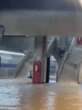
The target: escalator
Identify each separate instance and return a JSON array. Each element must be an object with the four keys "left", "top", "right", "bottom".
[
  {"left": 16, "top": 51, "right": 38, "bottom": 80},
  {"left": 58, "top": 39, "right": 82, "bottom": 83}
]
